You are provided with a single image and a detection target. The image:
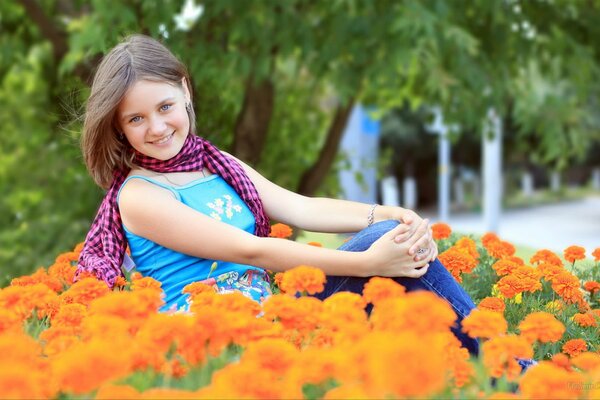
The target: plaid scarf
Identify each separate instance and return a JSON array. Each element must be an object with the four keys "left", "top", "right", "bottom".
[{"left": 76, "top": 134, "right": 270, "bottom": 288}]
